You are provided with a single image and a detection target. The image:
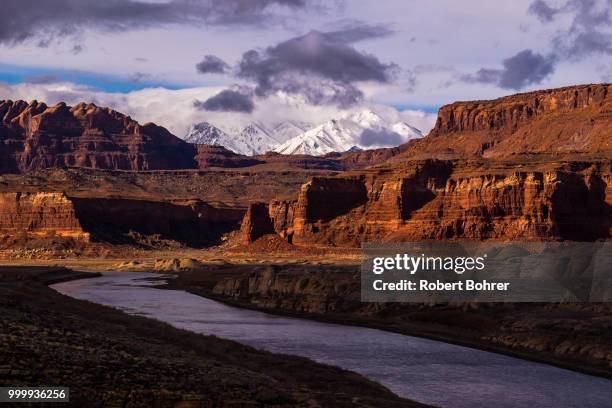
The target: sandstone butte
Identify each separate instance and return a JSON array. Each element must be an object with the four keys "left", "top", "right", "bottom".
[{"left": 0, "top": 83, "right": 610, "bottom": 247}]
